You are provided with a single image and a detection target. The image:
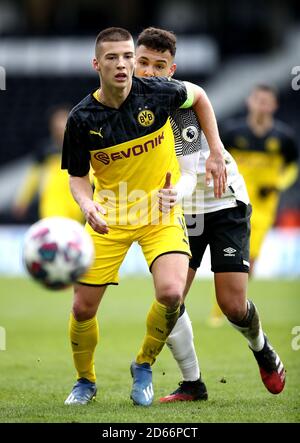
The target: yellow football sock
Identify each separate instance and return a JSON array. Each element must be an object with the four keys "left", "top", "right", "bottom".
[
  {"left": 69, "top": 313, "right": 99, "bottom": 383},
  {"left": 136, "top": 300, "right": 180, "bottom": 366},
  {"left": 208, "top": 286, "right": 224, "bottom": 327},
  {"left": 211, "top": 300, "right": 223, "bottom": 319}
]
